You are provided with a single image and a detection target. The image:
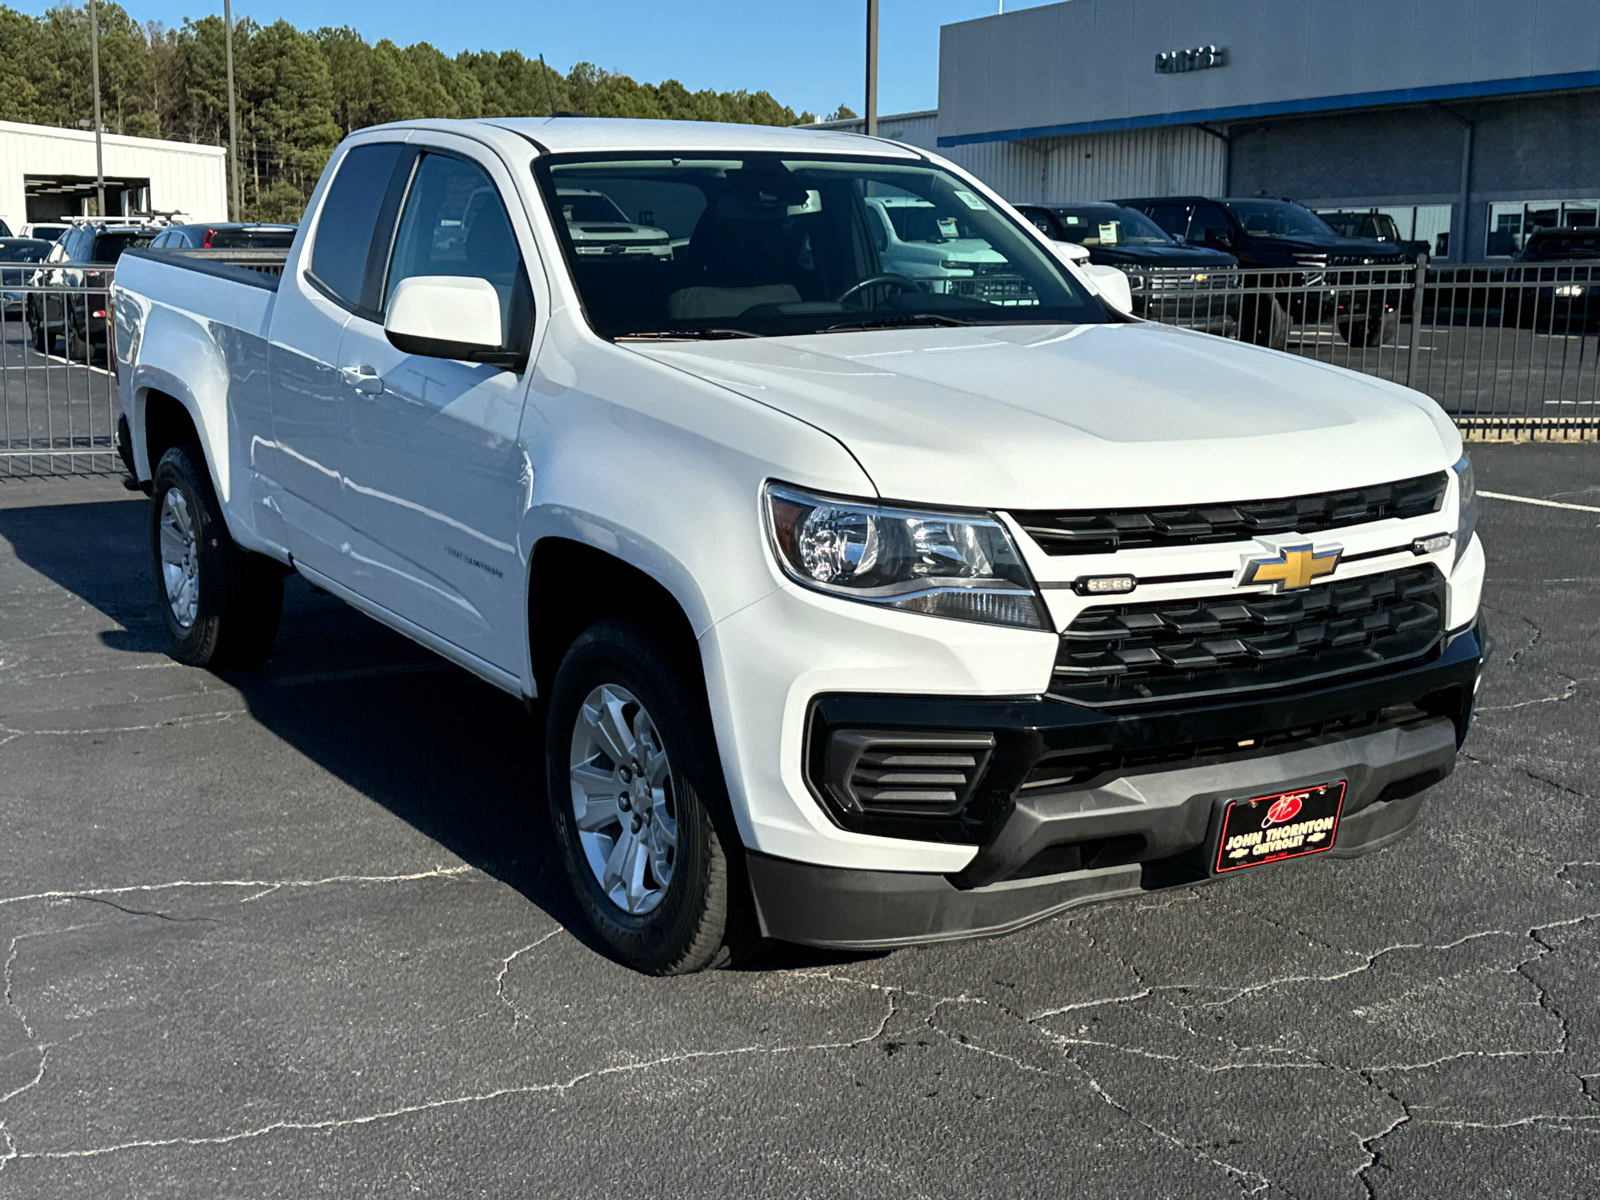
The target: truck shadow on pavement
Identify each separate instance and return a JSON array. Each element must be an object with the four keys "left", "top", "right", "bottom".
[
  {"left": 0, "top": 494, "right": 871, "bottom": 971},
  {"left": 0, "top": 495, "right": 587, "bottom": 941}
]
